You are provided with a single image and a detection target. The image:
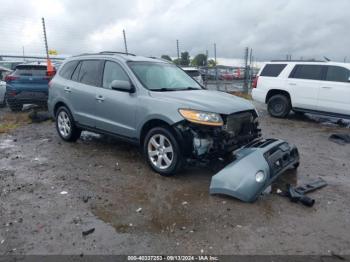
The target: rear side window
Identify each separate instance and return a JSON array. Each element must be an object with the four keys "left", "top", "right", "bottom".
[
  {"left": 325, "top": 66, "right": 349, "bottom": 83},
  {"left": 59, "top": 61, "right": 79, "bottom": 79},
  {"left": 289, "top": 65, "right": 323, "bottom": 80},
  {"left": 102, "top": 61, "right": 129, "bottom": 89},
  {"left": 260, "top": 64, "right": 286, "bottom": 77},
  {"left": 185, "top": 70, "right": 200, "bottom": 77},
  {"left": 14, "top": 65, "right": 47, "bottom": 76},
  {"left": 78, "top": 60, "right": 102, "bottom": 86}
]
